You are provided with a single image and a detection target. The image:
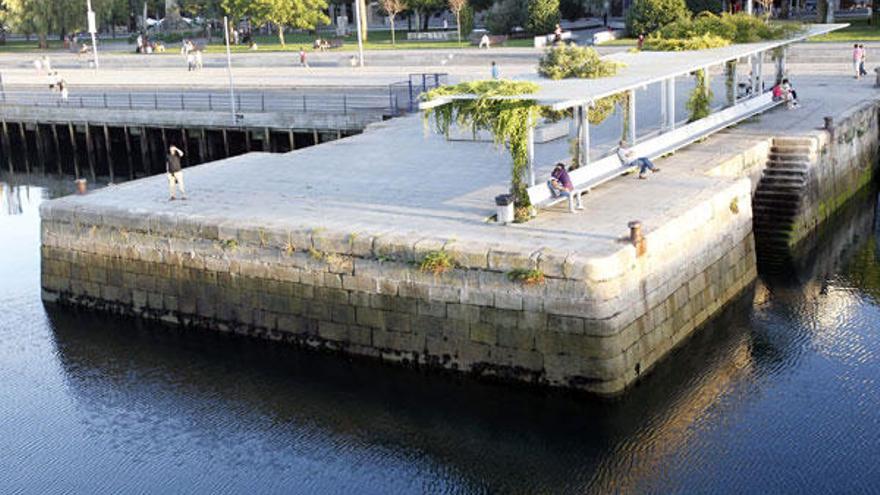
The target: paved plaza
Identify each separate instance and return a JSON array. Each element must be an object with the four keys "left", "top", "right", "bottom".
[{"left": 50, "top": 60, "right": 879, "bottom": 260}]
